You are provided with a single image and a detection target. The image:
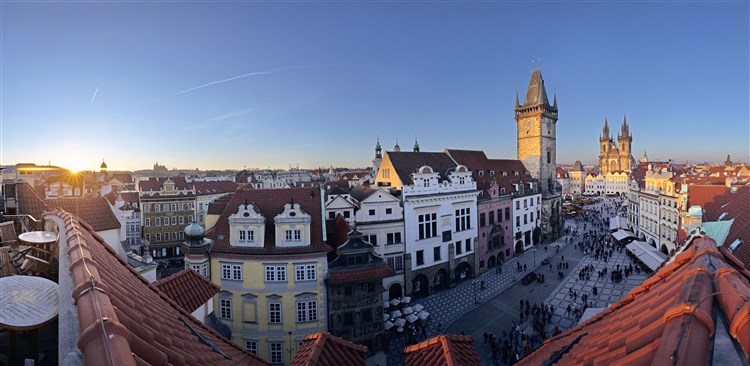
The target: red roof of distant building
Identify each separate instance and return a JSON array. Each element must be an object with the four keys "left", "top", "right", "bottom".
[
  {"left": 327, "top": 263, "right": 396, "bottom": 285},
  {"left": 193, "top": 181, "right": 239, "bottom": 196},
  {"left": 206, "top": 186, "right": 331, "bottom": 256},
  {"left": 327, "top": 215, "right": 351, "bottom": 250},
  {"left": 404, "top": 334, "right": 481, "bottom": 366},
  {"left": 139, "top": 176, "right": 192, "bottom": 191},
  {"left": 16, "top": 182, "right": 51, "bottom": 219},
  {"left": 154, "top": 268, "right": 221, "bottom": 314},
  {"left": 54, "top": 209, "right": 267, "bottom": 366},
  {"left": 693, "top": 185, "right": 750, "bottom": 269},
  {"left": 516, "top": 234, "right": 750, "bottom": 365},
  {"left": 207, "top": 196, "right": 232, "bottom": 215},
  {"left": 290, "top": 332, "right": 368, "bottom": 366},
  {"left": 51, "top": 197, "right": 121, "bottom": 231}
]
